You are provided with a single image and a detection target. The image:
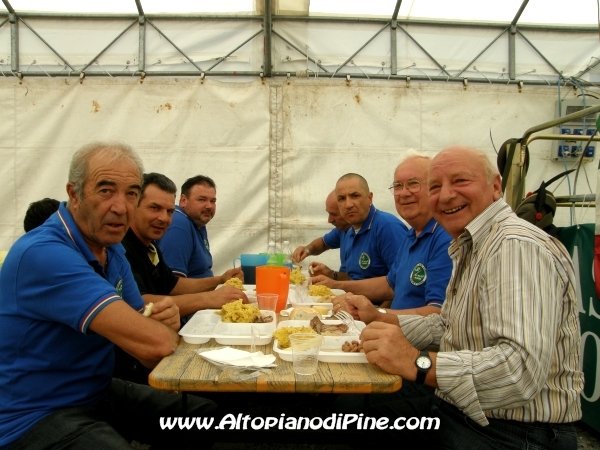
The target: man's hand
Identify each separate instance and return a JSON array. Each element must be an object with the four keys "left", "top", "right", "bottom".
[
  {"left": 360, "top": 321, "right": 419, "bottom": 378},
  {"left": 293, "top": 246, "right": 310, "bottom": 262},
  {"left": 205, "top": 286, "right": 248, "bottom": 309},
  {"left": 309, "top": 262, "right": 334, "bottom": 278},
  {"left": 339, "top": 294, "right": 378, "bottom": 323},
  {"left": 220, "top": 267, "right": 244, "bottom": 284},
  {"left": 344, "top": 295, "right": 395, "bottom": 324},
  {"left": 148, "top": 296, "right": 180, "bottom": 331},
  {"left": 311, "top": 274, "right": 337, "bottom": 288}
]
